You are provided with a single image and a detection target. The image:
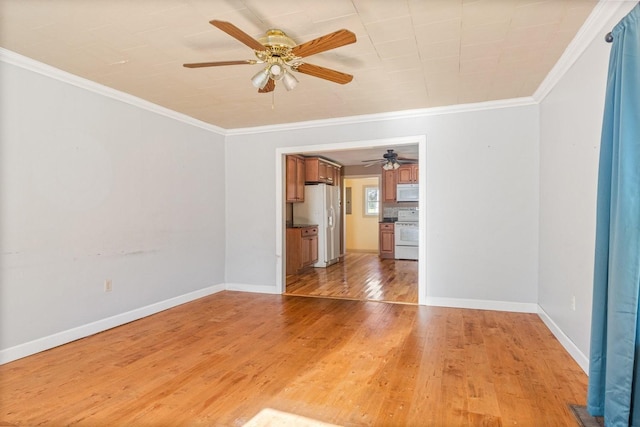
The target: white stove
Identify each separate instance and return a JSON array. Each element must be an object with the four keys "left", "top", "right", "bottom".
[{"left": 395, "top": 208, "right": 418, "bottom": 260}]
